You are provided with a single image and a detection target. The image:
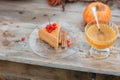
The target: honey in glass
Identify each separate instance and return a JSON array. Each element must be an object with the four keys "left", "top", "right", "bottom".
[{"left": 85, "top": 21, "right": 119, "bottom": 59}]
